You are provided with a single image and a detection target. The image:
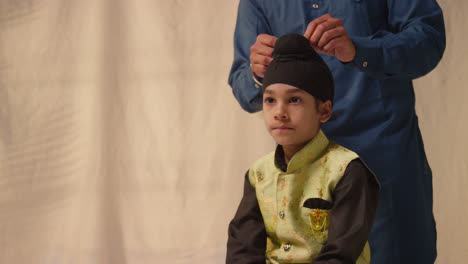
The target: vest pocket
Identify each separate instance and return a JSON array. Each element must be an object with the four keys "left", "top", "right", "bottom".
[
  {"left": 308, "top": 209, "right": 331, "bottom": 240},
  {"left": 302, "top": 198, "right": 332, "bottom": 240}
]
